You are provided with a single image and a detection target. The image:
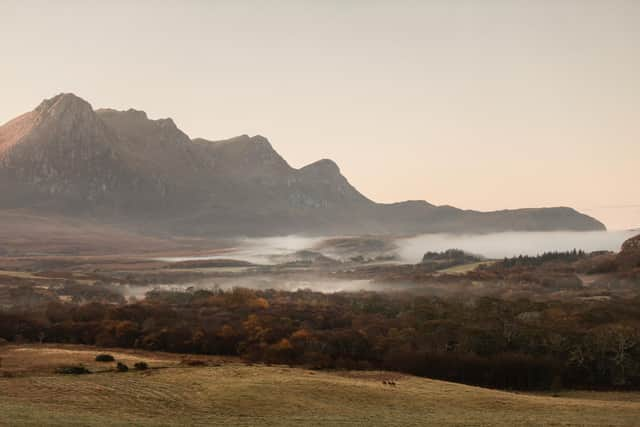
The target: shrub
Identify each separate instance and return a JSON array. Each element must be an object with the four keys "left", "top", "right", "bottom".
[
  {"left": 134, "top": 361, "right": 149, "bottom": 370},
  {"left": 116, "top": 362, "right": 129, "bottom": 372},
  {"left": 95, "top": 354, "right": 115, "bottom": 362},
  {"left": 181, "top": 359, "right": 207, "bottom": 366},
  {"left": 56, "top": 365, "right": 90, "bottom": 375}
]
